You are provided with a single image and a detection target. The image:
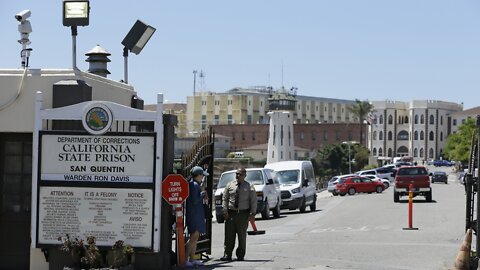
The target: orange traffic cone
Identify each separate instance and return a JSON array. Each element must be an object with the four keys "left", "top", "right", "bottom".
[{"left": 454, "top": 228, "right": 472, "bottom": 270}]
